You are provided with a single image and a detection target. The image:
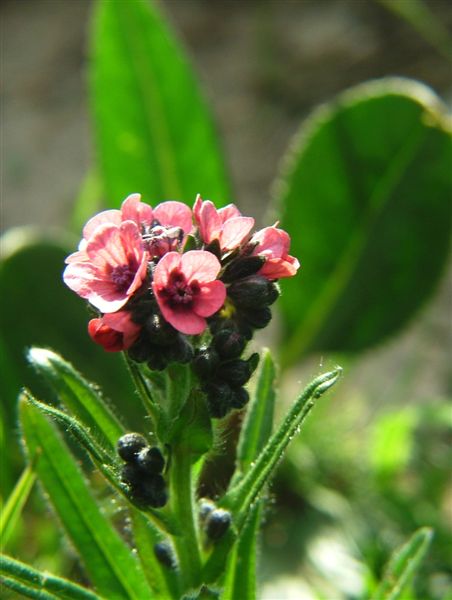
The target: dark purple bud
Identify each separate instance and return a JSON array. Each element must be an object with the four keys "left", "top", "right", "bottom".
[
  {"left": 221, "top": 256, "right": 265, "bottom": 283},
  {"left": 240, "top": 306, "right": 272, "bottom": 329},
  {"left": 213, "top": 328, "right": 246, "bottom": 359},
  {"left": 199, "top": 499, "right": 216, "bottom": 523},
  {"left": 137, "top": 446, "right": 165, "bottom": 474},
  {"left": 230, "top": 387, "right": 250, "bottom": 409},
  {"left": 120, "top": 463, "right": 142, "bottom": 487},
  {"left": 219, "top": 359, "right": 252, "bottom": 387},
  {"left": 167, "top": 335, "right": 194, "bottom": 364},
  {"left": 133, "top": 474, "right": 168, "bottom": 508},
  {"left": 228, "top": 276, "right": 279, "bottom": 308},
  {"left": 147, "top": 352, "right": 168, "bottom": 371},
  {"left": 193, "top": 348, "right": 220, "bottom": 378},
  {"left": 205, "top": 509, "right": 232, "bottom": 540},
  {"left": 154, "top": 541, "right": 176, "bottom": 569},
  {"left": 204, "top": 382, "right": 233, "bottom": 418},
  {"left": 117, "top": 433, "right": 147, "bottom": 462}
]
